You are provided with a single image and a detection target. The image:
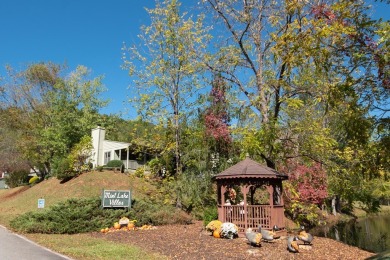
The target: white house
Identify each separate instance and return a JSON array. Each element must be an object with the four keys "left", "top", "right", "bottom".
[
  {"left": 91, "top": 126, "right": 132, "bottom": 170},
  {"left": 91, "top": 126, "right": 151, "bottom": 171}
]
